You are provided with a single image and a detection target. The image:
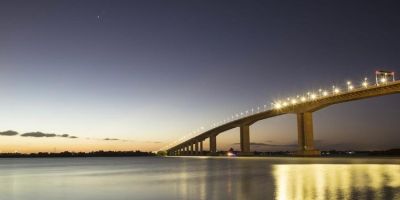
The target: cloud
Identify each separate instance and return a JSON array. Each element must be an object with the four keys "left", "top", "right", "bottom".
[
  {"left": 59, "top": 134, "right": 69, "bottom": 137},
  {"left": 21, "top": 132, "right": 57, "bottom": 137},
  {"left": 145, "top": 141, "right": 162, "bottom": 144},
  {"left": 20, "top": 132, "right": 79, "bottom": 139},
  {"left": 0, "top": 130, "right": 19, "bottom": 136},
  {"left": 58, "top": 134, "right": 78, "bottom": 139},
  {"left": 104, "top": 138, "right": 119, "bottom": 141}
]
